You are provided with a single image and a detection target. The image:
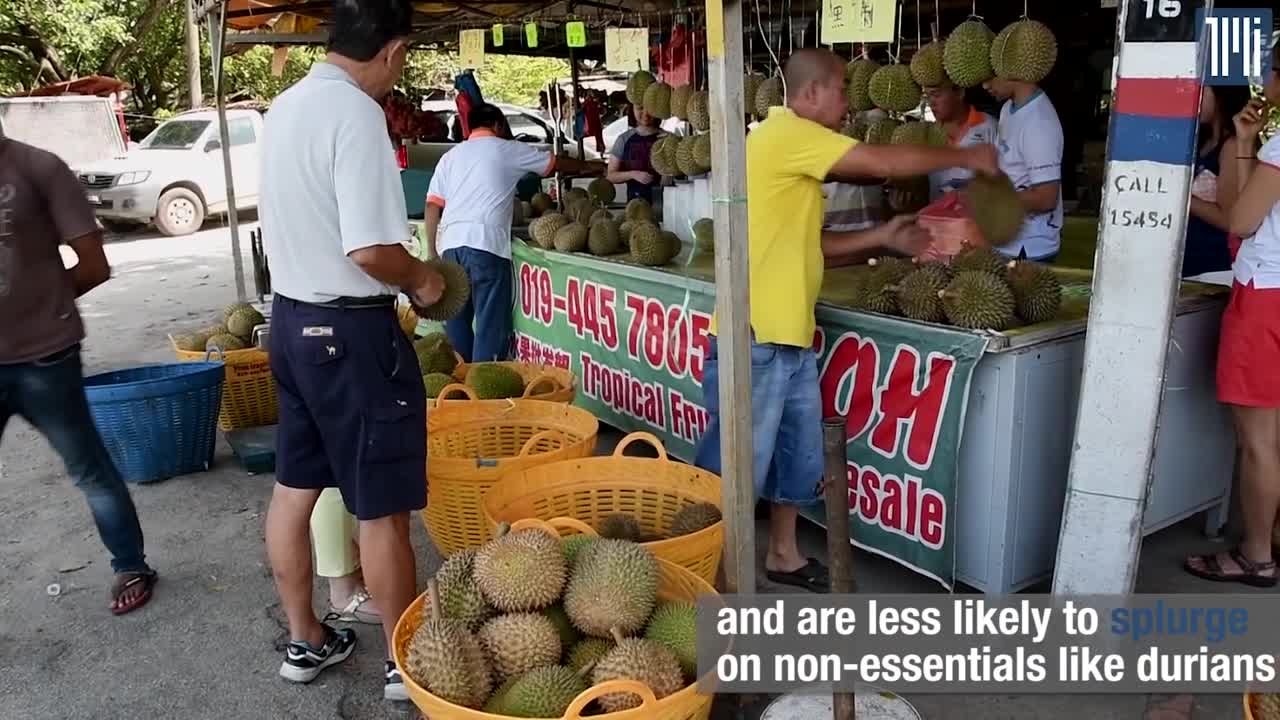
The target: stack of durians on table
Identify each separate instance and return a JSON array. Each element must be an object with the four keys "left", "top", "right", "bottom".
[
  {"left": 525, "top": 186, "right": 684, "bottom": 268},
  {"left": 414, "top": 331, "right": 528, "bottom": 401},
  {"left": 402, "top": 523, "right": 711, "bottom": 717}
]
